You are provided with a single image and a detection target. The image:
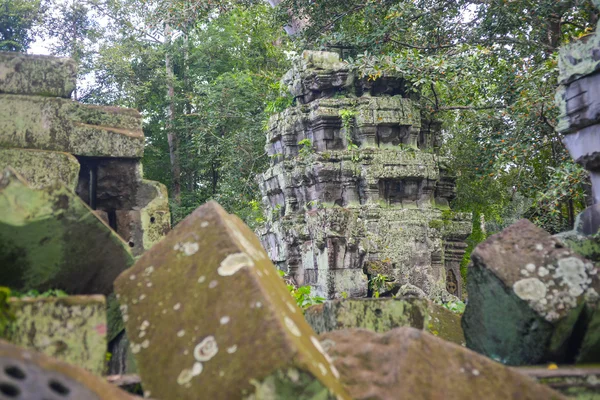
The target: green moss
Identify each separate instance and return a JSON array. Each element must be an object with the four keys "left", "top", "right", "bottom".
[{"left": 429, "top": 220, "right": 444, "bottom": 230}]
